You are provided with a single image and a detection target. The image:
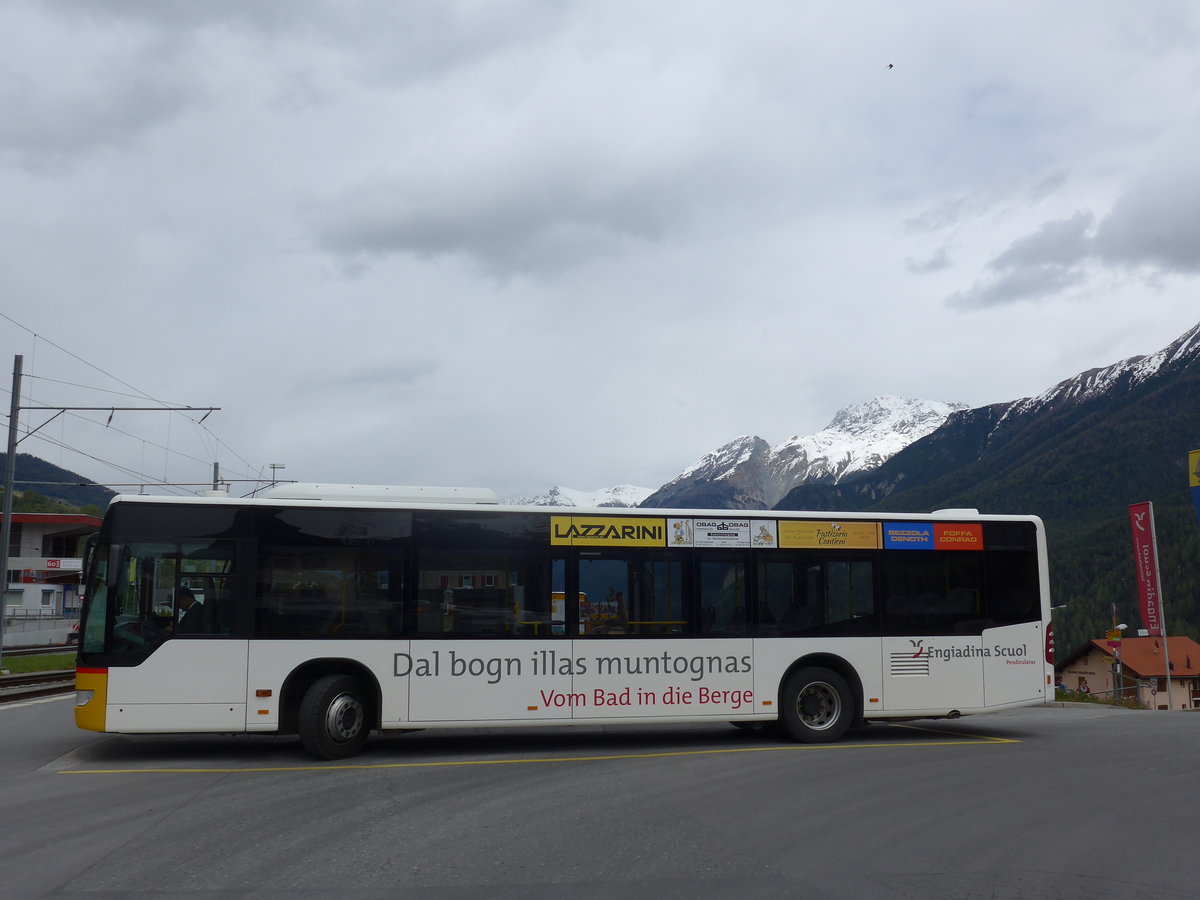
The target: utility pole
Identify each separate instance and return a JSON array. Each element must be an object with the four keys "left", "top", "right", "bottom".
[
  {"left": 0, "top": 353, "right": 219, "bottom": 667},
  {"left": 0, "top": 355, "right": 22, "bottom": 670}
]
